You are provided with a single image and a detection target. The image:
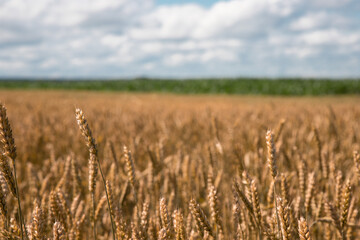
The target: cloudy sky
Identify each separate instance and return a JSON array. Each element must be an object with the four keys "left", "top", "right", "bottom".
[{"left": 0, "top": 0, "right": 360, "bottom": 78}]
